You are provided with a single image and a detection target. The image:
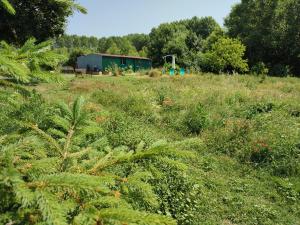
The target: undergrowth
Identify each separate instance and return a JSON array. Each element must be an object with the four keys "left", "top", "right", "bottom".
[{"left": 1, "top": 74, "right": 300, "bottom": 225}]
